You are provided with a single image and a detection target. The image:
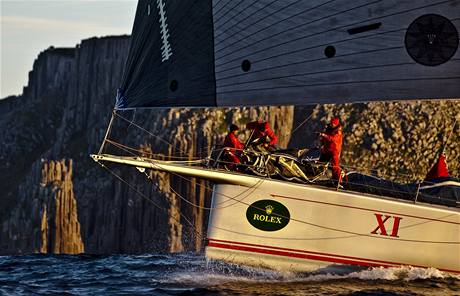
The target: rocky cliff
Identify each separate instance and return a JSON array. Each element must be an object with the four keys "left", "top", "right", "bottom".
[
  {"left": 0, "top": 35, "right": 458, "bottom": 254},
  {"left": 291, "top": 101, "right": 459, "bottom": 182}
]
